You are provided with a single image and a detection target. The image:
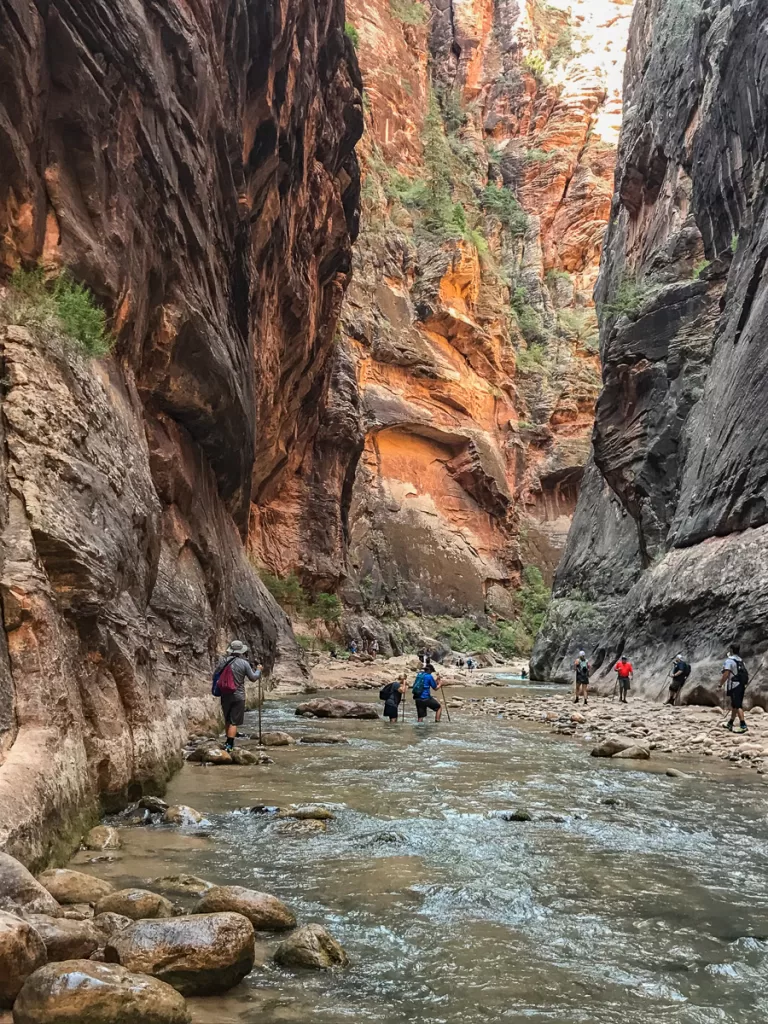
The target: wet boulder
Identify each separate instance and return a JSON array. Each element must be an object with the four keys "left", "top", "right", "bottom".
[
  {"left": 82, "top": 825, "right": 122, "bottom": 851},
  {"left": 612, "top": 745, "right": 651, "bottom": 760},
  {"left": 0, "top": 910, "right": 46, "bottom": 1008},
  {"left": 93, "top": 912, "right": 134, "bottom": 939},
  {"left": 163, "top": 806, "right": 204, "bottom": 825},
  {"left": 151, "top": 875, "right": 213, "bottom": 898},
  {"left": 12, "top": 960, "right": 191, "bottom": 1024},
  {"left": 276, "top": 819, "right": 327, "bottom": 837},
  {"left": 36, "top": 869, "right": 114, "bottom": 907},
  {"left": 105, "top": 912, "right": 255, "bottom": 995},
  {"left": 187, "top": 745, "right": 232, "bottom": 765},
  {"left": 260, "top": 731, "right": 295, "bottom": 746},
  {"left": 273, "top": 923, "right": 349, "bottom": 969},
  {"left": 229, "top": 748, "right": 266, "bottom": 766},
  {"left": 278, "top": 806, "right": 335, "bottom": 821},
  {"left": 298, "top": 734, "right": 349, "bottom": 744},
  {"left": 295, "top": 699, "right": 378, "bottom": 719},
  {"left": 95, "top": 889, "right": 175, "bottom": 920},
  {"left": 590, "top": 736, "right": 635, "bottom": 758},
  {"left": 140, "top": 796, "right": 170, "bottom": 814},
  {"left": 24, "top": 914, "right": 102, "bottom": 961},
  {"left": 0, "top": 854, "right": 60, "bottom": 917},
  {"left": 194, "top": 886, "right": 295, "bottom": 932},
  {"left": 499, "top": 809, "right": 532, "bottom": 822}
]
